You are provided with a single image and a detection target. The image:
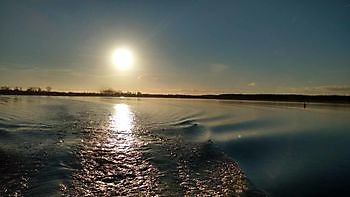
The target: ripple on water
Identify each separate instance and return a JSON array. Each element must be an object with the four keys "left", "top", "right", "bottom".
[
  {"left": 144, "top": 134, "right": 249, "bottom": 196},
  {"left": 69, "top": 103, "right": 253, "bottom": 196},
  {"left": 70, "top": 127, "right": 161, "bottom": 196},
  {"left": 70, "top": 104, "right": 162, "bottom": 196},
  {"left": 1, "top": 97, "right": 266, "bottom": 196}
]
